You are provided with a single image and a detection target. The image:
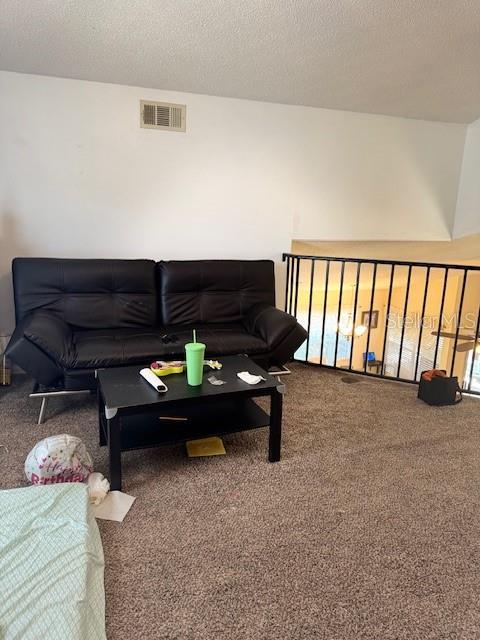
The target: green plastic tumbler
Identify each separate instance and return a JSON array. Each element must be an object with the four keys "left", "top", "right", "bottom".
[{"left": 185, "top": 342, "right": 206, "bottom": 386}]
